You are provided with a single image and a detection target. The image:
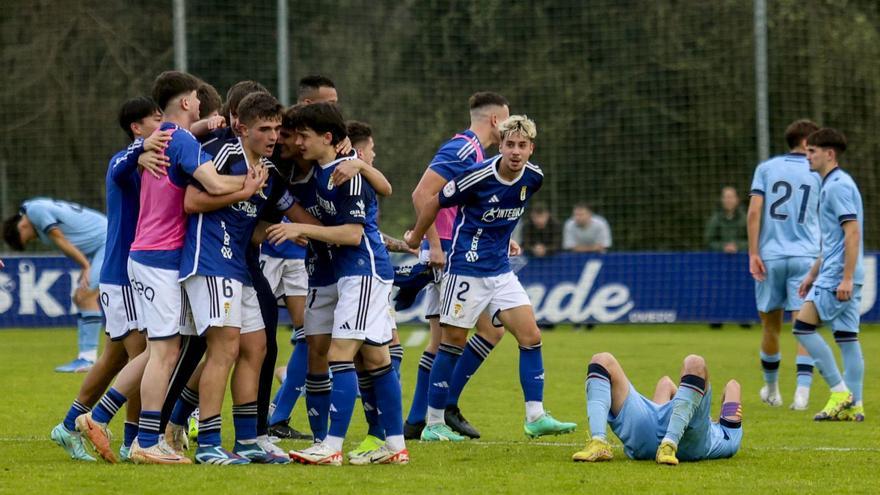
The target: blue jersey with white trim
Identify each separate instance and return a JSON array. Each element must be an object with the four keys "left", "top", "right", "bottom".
[
  {"left": 440, "top": 155, "right": 543, "bottom": 277},
  {"left": 313, "top": 155, "right": 394, "bottom": 281},
  {"left": 749, "top": 153, "right": 820, "bottom": 260},
  {"left": 815, "top": 167, "right": 865, "bottom": 289},
  {"left": 180, "top": 137, "right": 295, "bottom": 285},
  {"left": 100, "top": 140, "right": 145, "bottom": 285},
  {"left": 287, "top": 167, "right": 337, "bottom": 287},
  {"left": 428, "top": 129, "right": 485, "bottom": 181},
  {"left": 260, "top": 219, "right": 307, "bottom": 260},
  {"left": 21, "top": 197, "right": 107, "bottom": 256}
]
